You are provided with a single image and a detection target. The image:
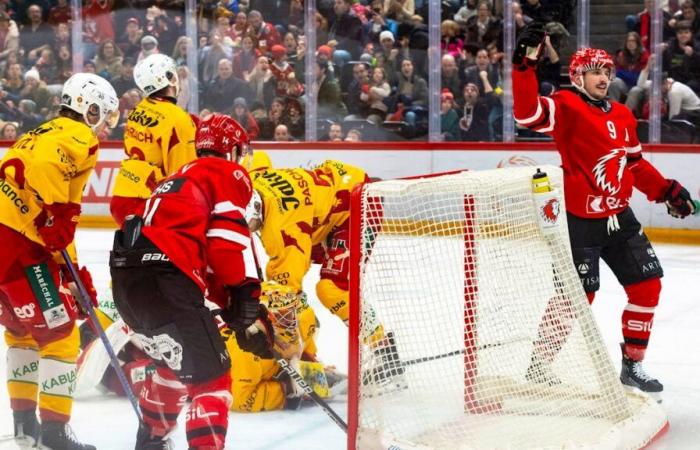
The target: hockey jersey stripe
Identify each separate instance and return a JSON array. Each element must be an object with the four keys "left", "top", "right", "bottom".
[
  {"left": 532, "top": 97, "right": 556, "bottom": 133},
  {"left": 207, "top": 229, "right": 251, "bottom": 247},
  {"left": 513, "top": 95, "right": 544, "bottom": 125},
  {"left": 624, "top": 304, "right": 657, "bottom": 314},
  {"left": 152, "top": 372, "right": 187, "bottom": 390},
  {"left": 213, "top": 200, "right": 246, "bottom": 215},
  {"left": 626, "top": 144, "right": 642, "bottom": 154}
]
